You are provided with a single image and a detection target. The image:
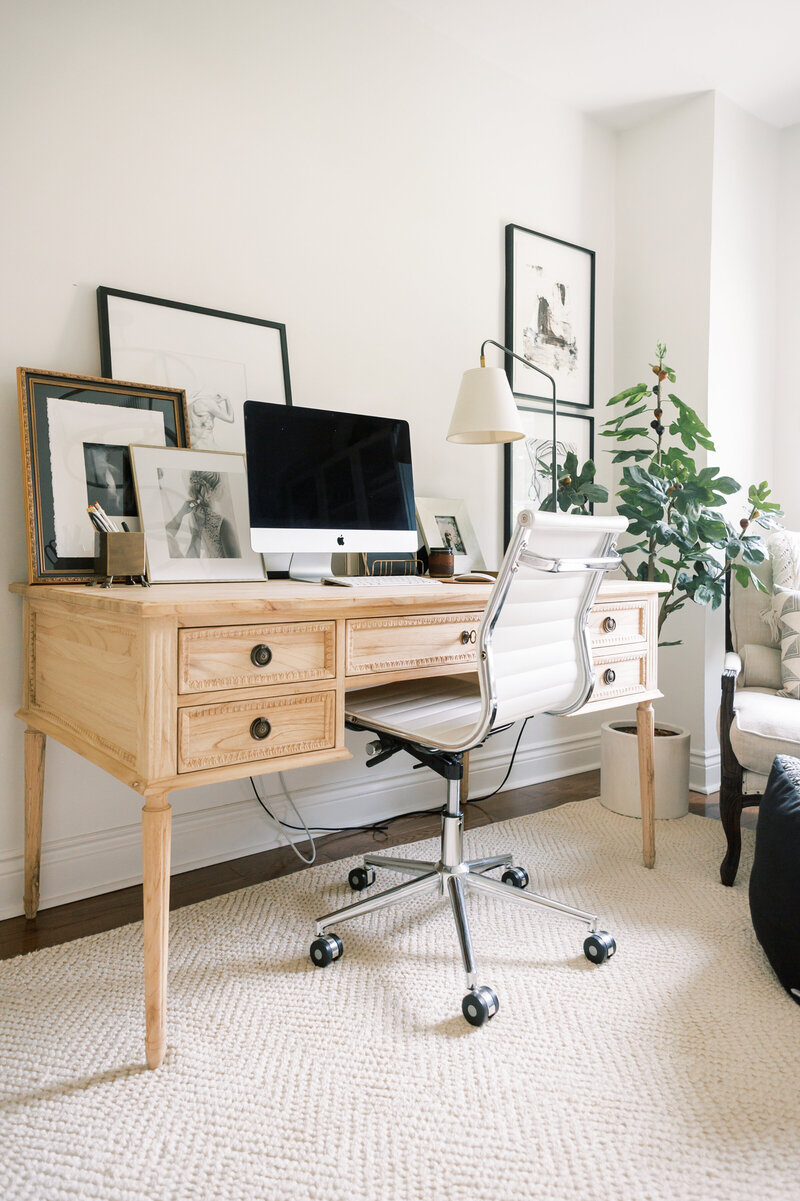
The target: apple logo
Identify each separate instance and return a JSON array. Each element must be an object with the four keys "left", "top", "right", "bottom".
[{"left": 337, "top": 535, "right": 345, "bottom": 545}]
